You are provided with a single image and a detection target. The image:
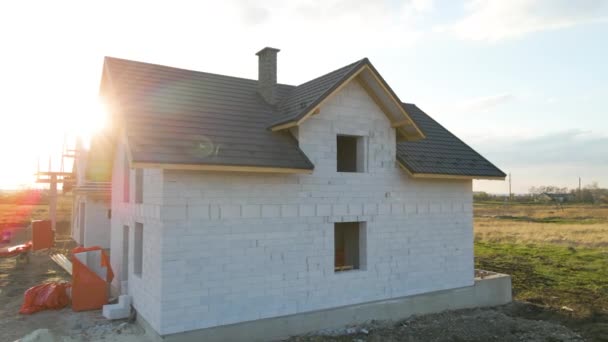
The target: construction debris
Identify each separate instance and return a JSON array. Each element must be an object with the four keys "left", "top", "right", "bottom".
[
  {"left": 49, "top": 254, "right": 71, "bottom": 275},
  {"left": 103, "top": 295, "right": 132, "bottom": 320}
]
